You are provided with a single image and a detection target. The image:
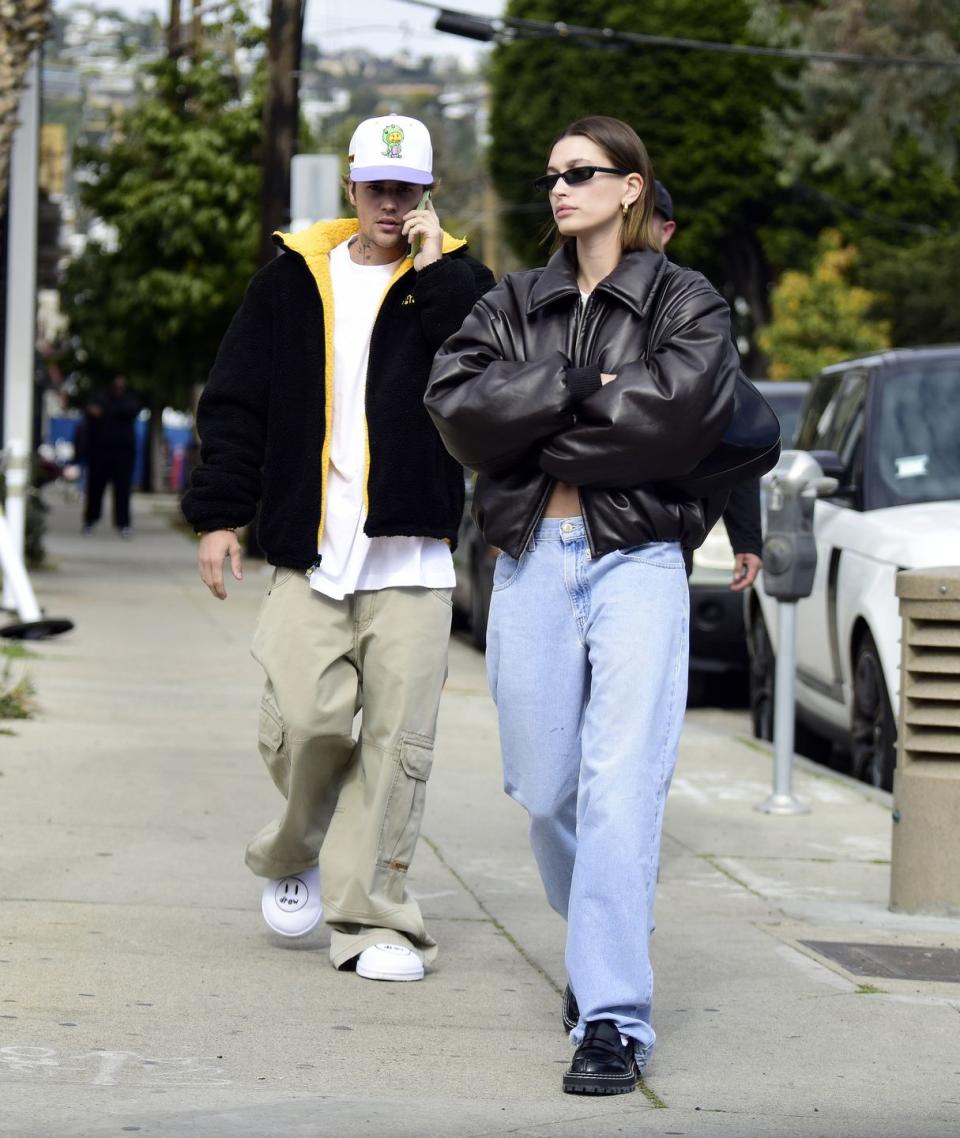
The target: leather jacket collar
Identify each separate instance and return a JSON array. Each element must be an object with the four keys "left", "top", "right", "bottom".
[{"left": 527, "top": 244, "right": 668, "bottom": 319}]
